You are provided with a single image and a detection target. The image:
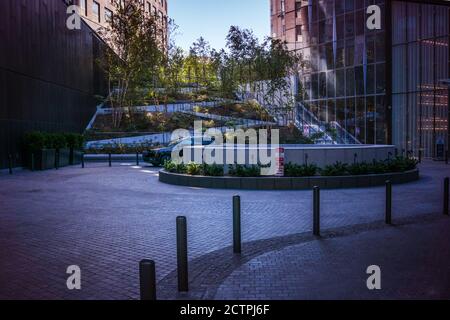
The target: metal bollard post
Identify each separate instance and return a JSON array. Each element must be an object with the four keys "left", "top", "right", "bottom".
[
  {"left": 139, "top": 259, "right": 157, "bottom": 300},
  {"left": 444, "top": 177, "right": 449, "bottom": 216},
  {"left": 176, "top": 216, "right": 189, "bottom": 292},
  {"left": 109, "top": 153, "right": 112, "bottom": 167},
  {"left": 313, "top": 186, "right": 320, "bottom": 236},
  {"left": 136, "top": 152, "right": 140, "bottom": 166},
  {"left": 386, "top": 180, "right": 392, "bottom": 224},
  {"left": 8, "top": 154, "right": 12, "bottom": 175},
  {"left": 31, "top": 153, "right": 35, "bottom": 171},
  {"left": 233, "top": 195, "right": 242, "bottom": 254},
  {"left": 81, "top": 153, "right": 85, "bottom": 169},
  {"left": 55, "top": 150, "right": 59, "bottom": 170}
]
